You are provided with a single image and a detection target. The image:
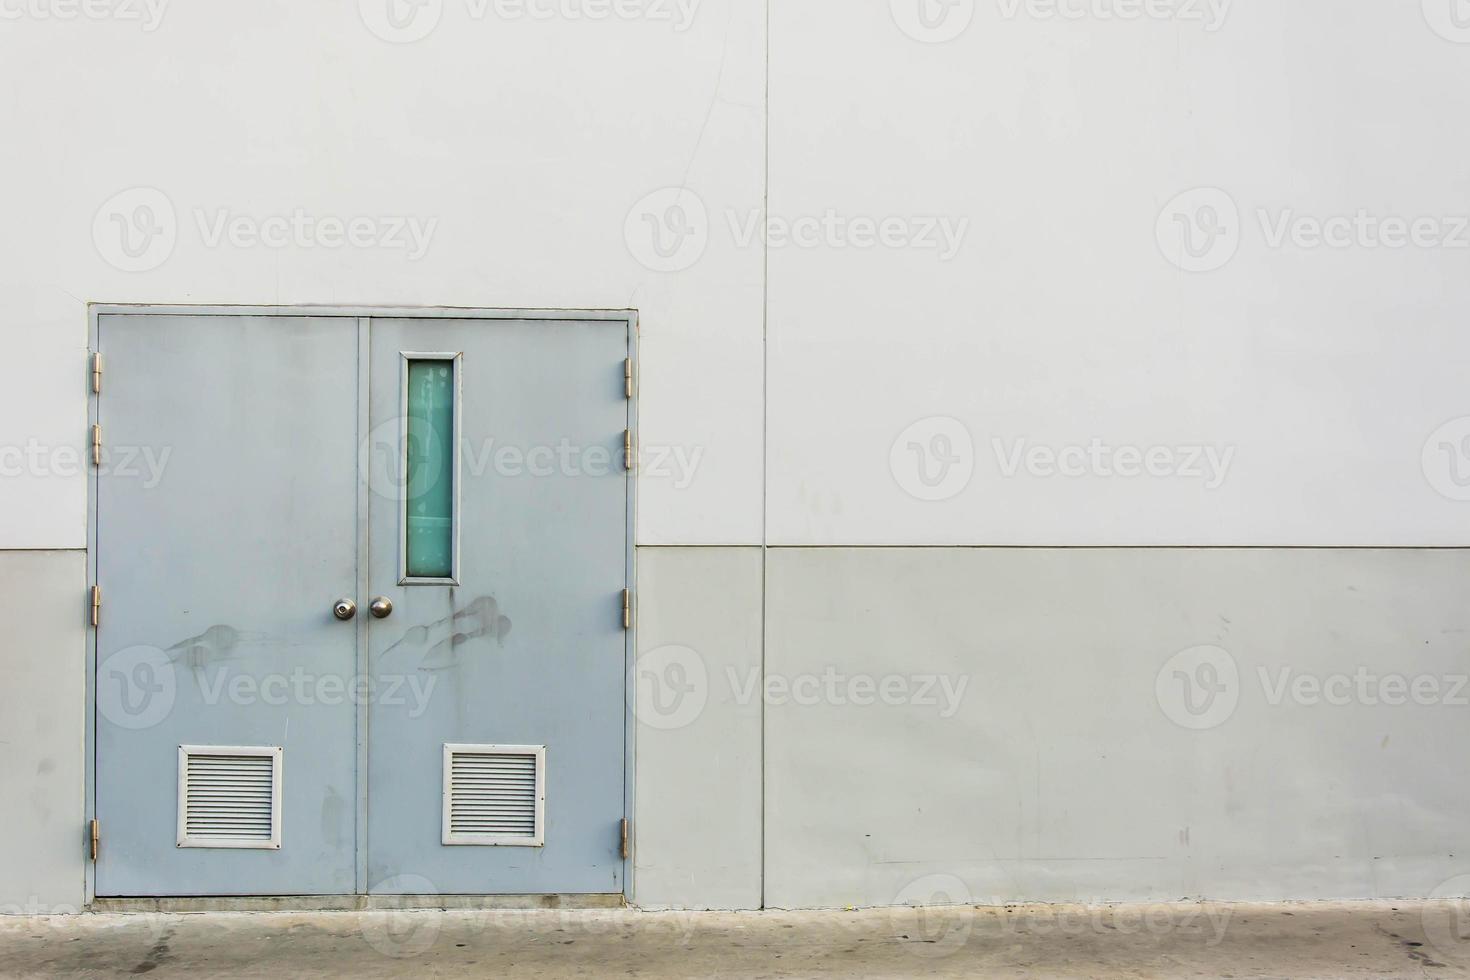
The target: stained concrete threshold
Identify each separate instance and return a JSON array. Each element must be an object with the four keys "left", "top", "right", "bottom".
[
  {"left": 3, "top": 901, "right": 1469, "bottom": 978},
  {"left": 91, "top": 894, "right": 624, "bottom": 913}
]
